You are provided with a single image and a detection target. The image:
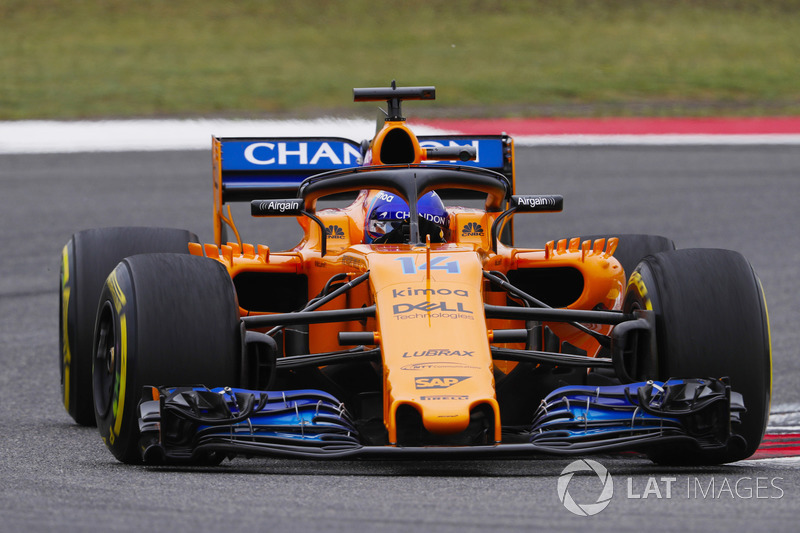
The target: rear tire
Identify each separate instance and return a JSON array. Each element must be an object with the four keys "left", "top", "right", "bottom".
[
  {"left": 624, "top": 249, "right": 772, "bottom": 464},
  {"left": 60, "top": 227, "right": 198, "bottom": 425},
  {"left": 92, "top": 253, "right": 241, "bottom": 464}
]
